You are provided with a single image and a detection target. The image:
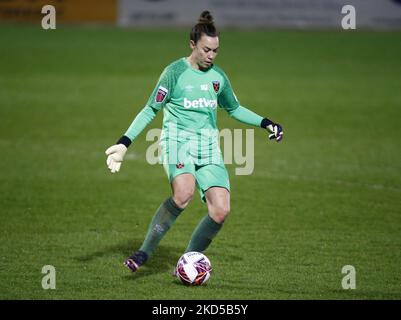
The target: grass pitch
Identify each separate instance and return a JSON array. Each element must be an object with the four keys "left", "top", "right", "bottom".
[{"left": 0, "top": 25, "right": 400, "bottom": 299}]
